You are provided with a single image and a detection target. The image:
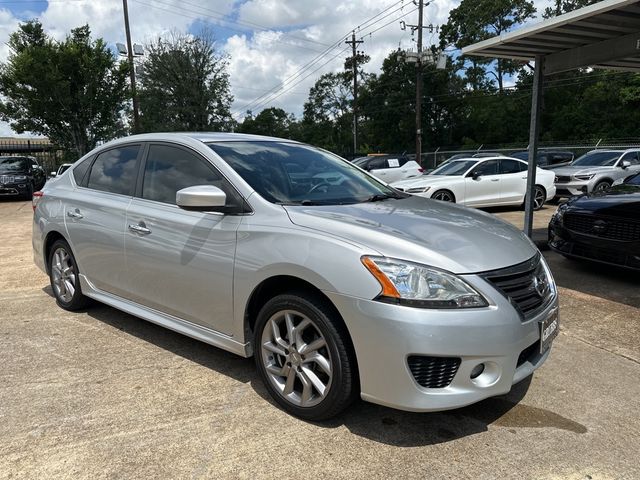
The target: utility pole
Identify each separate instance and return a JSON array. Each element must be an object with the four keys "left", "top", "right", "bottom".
[
  {"left": 415, "top": 0, "right": 424, "bottom": 166},
  {"left": 122, "top": 0, "right": 140, "bottom": 133},
  {"left": 346, "top": 32, "right": 363, "bottom": 156}
]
